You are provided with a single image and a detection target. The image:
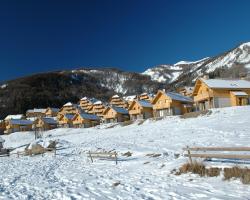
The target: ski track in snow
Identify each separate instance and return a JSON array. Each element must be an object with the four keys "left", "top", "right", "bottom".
[{"left": 1, "top": 106, "right": 250, "bottom": 199}]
